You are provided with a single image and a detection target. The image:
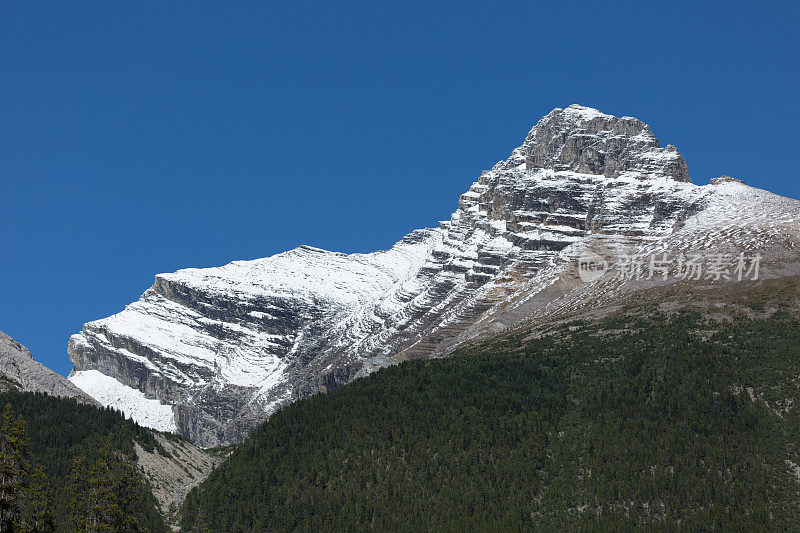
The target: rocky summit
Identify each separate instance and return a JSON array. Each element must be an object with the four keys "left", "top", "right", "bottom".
[{"left": 67, "top": 105, "right": 800, "bottom": 446}]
